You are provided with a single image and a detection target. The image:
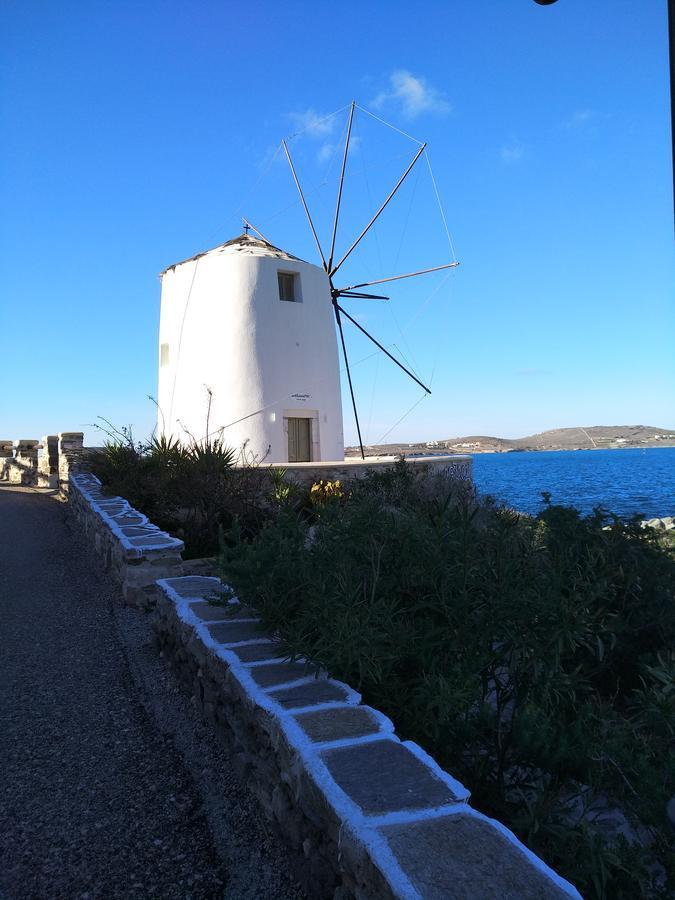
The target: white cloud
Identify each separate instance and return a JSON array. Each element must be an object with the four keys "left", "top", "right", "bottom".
[
  {"left": 500, "top": 139, "right": 524, "bottom": 164},
  {"left": 288, "top": 108, "right": 337, "bottom": 138},
  {"left": 256, "top": 142, "right": 284, "bottom": 171},
  {"left": 562, "top": 108, "right": 596, "bottom": 129},
  {"left": 317, "top": 143, "right": 334, "bottom": 164},
  {"left": 317, "top": 134, "right": 362, "bottom": 165},
  {"left": 373, "top": 70, "right": 451, "bottom": 119}
]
